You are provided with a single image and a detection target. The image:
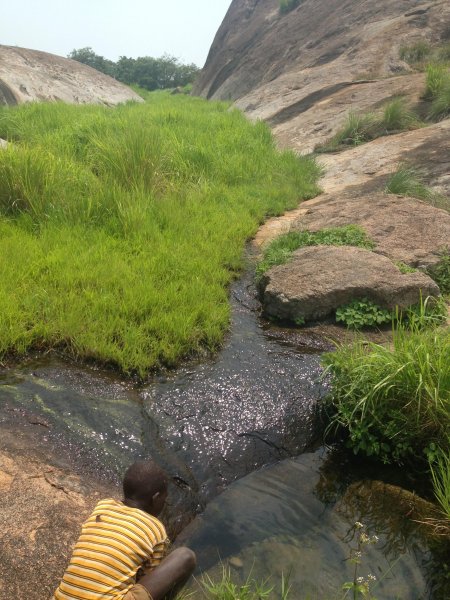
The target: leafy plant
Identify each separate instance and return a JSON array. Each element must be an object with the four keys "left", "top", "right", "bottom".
[
  {"left": 335, "top": 299, "right": 392, "bottom": 329},
  {"left": 342, "top": 522, "right": 380, "bottom": 600},
  {"left": 256, "top": 225, "right": 374, "bottom": 279}
]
